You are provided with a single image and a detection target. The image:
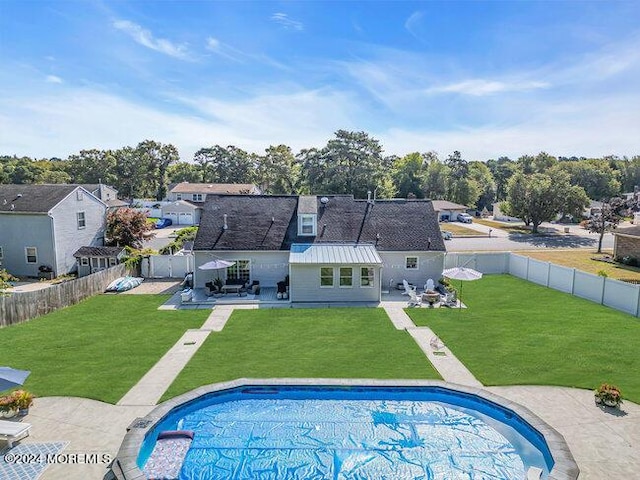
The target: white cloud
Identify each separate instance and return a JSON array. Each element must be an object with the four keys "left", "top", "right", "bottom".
[
  {"left": 45, "top": 75, "right": 63, "bottom": 84},
  {"left": 270, "top": 13, "right": 304, "bottom": 31},
  {"left": 404, "top": 11, "right": 425, "bottom": 39},
  {"left": 113, "top": 20, "right": 190, "bottom": 60},
  {"left": 426, "top": 79, "right": 550, "bottom": 96}
]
